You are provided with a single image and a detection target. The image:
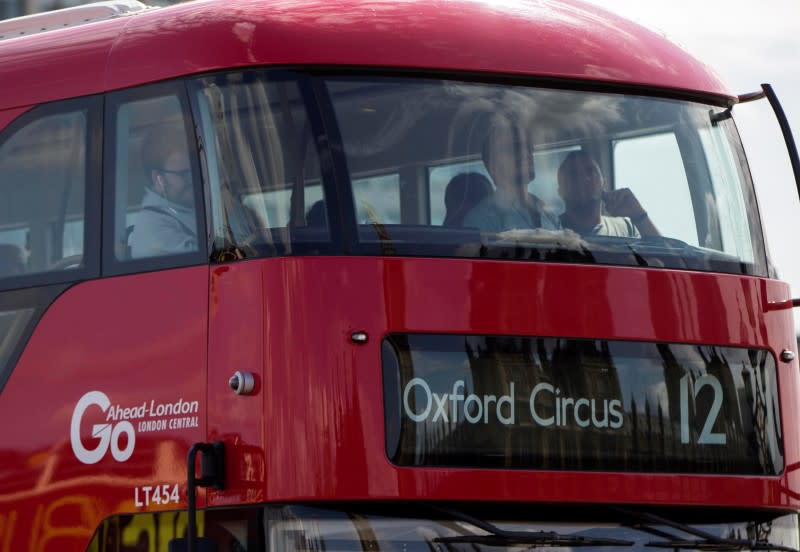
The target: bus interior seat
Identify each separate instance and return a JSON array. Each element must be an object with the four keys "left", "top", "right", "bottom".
[
  {"left": 116, "top": 135, "right": 150, "bottom": 261},
  {"left": 305, "top": 200, "right": 327, "bottom": 227},
  {"left": 443, "top": 172, "right": 493, "bottom": 227}
]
